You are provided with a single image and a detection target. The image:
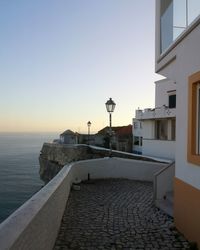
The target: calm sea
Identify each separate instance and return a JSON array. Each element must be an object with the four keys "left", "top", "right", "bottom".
[{"left": 0, "top": 133, "right": 58, "bottom": 223}]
